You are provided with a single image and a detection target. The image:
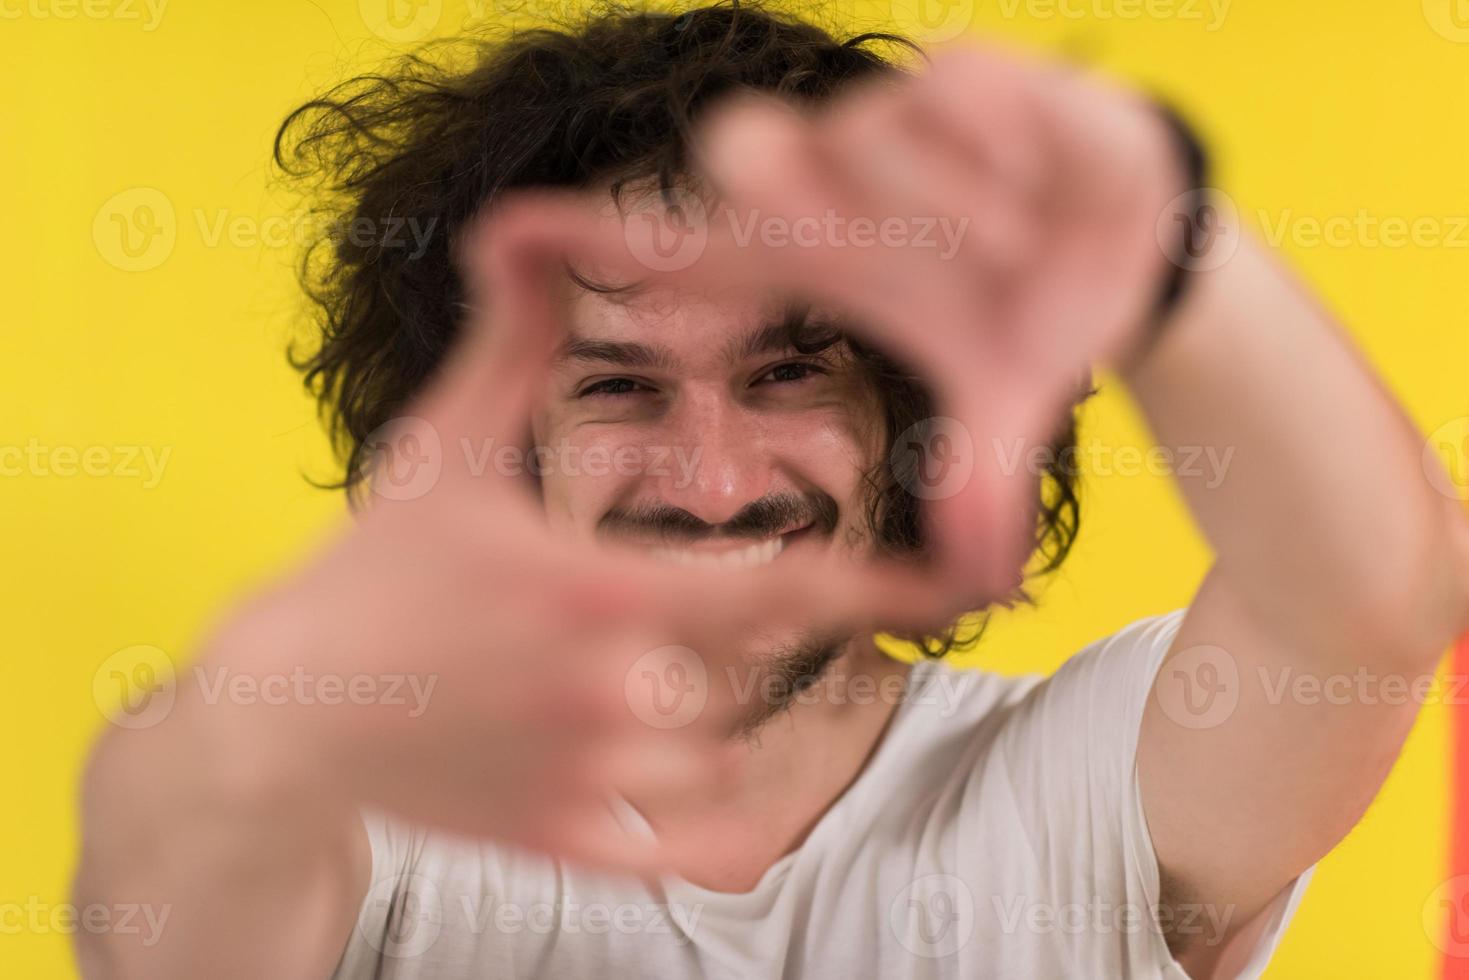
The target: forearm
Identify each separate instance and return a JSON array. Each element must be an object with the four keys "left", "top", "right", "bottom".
[
  {"left": 1121, "top": 229, "right": 1469, "bottom": 665},
  {"left": 74, "top": 659, "right": 364, "bottom": 980}
]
